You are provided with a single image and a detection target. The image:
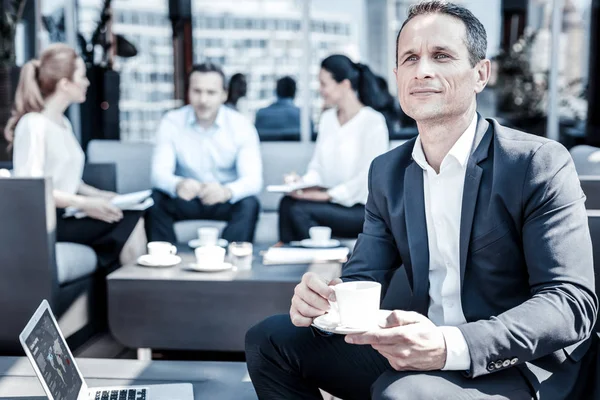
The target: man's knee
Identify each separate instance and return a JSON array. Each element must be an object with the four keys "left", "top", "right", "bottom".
[
  {"left": 235, "top": 196, "right": 260, "bottom": 218},
  {"left": 371, "top": 371, "right": 447, "bottom": 400},
  {"left": 279, "top": 195, "right": 295, "bottom": 212},
  {"left": 149, "top": 189, "right": 172, "bottom": 214},
  {"left": 245, "top": 314, "right": 295, "bottom": 366}
]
